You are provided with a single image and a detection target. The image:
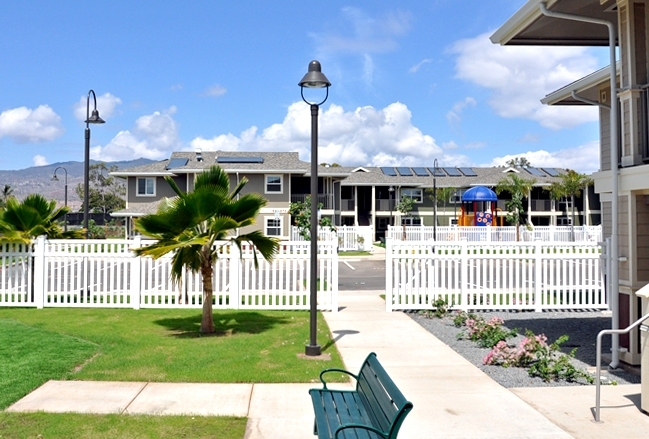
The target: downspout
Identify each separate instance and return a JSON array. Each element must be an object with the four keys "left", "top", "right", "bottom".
[{"left": 540, "top": 2, "right": 620, "bottom": 368}]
